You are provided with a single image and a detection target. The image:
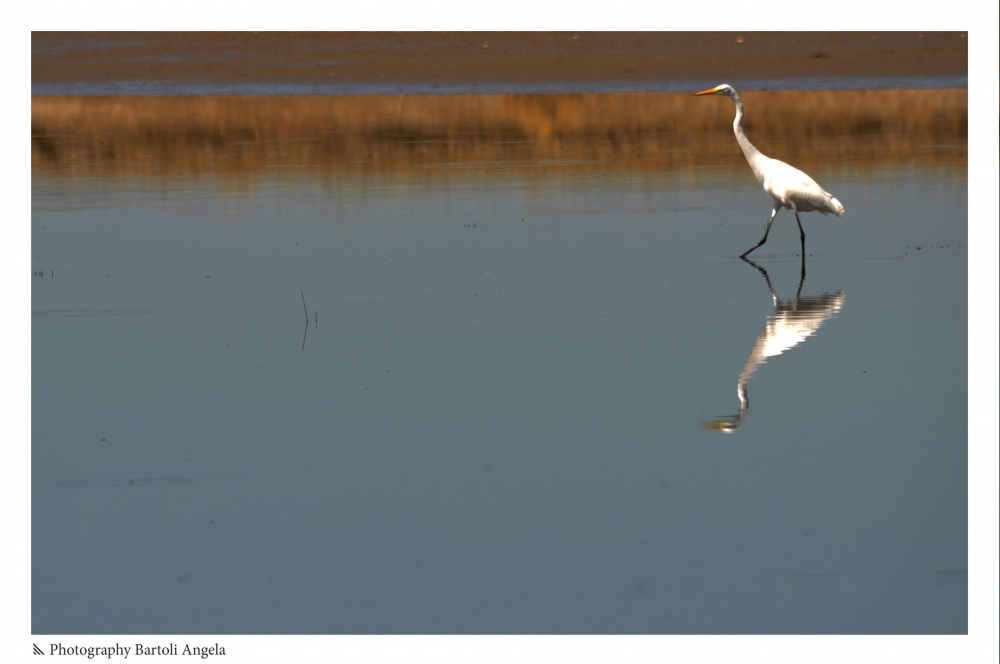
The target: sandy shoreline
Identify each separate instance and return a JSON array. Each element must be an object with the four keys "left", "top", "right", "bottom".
[{"left": 32, "top": 32, "right": 967, "bottom": 95}]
